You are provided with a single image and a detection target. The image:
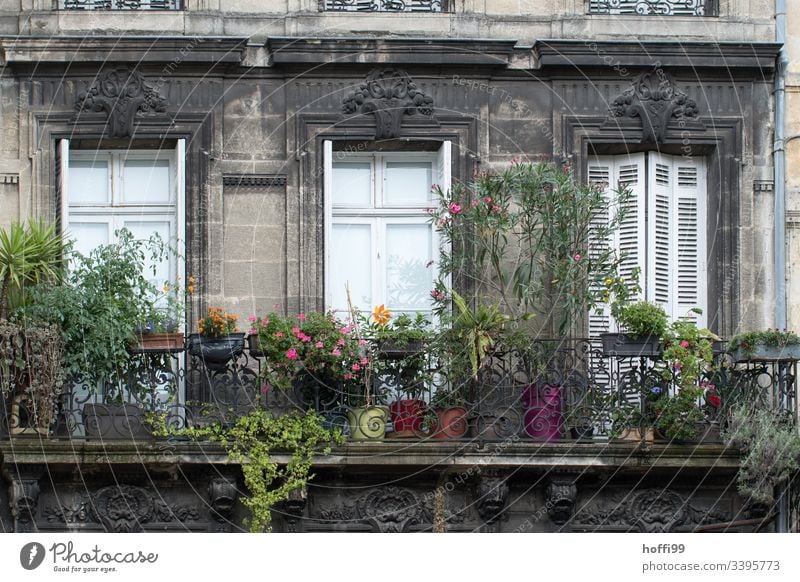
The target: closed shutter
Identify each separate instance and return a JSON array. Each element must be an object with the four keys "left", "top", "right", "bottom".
[
  {"left": 673, "top": 157, "right": 707, "bottom": 327},
  {"left": 647, "top": 152, "right": 674, "bottom": 313},
  {"left": 587, "top": 161, "right": 614, "bottom": 337}
]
